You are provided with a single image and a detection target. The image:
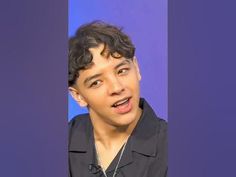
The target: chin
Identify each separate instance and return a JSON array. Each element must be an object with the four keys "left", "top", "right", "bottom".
[{"left": 112, "top": 111, "right": 139, "bottom": 127}]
